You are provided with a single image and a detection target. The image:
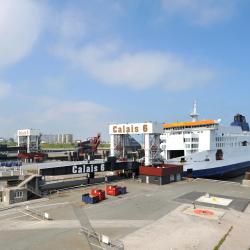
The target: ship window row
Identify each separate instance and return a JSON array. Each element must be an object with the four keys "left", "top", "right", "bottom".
[
  {"left": 216, "top": 142, "right": 248, "bottom": 148},
  {"left": 185, "top": 144, "right": 199, "bottom": 149},
  {"left": 215, "top": 137, "right": 238, "bottom": 142},
  {"left": 166, "top": 124, "right": 213, "bottom": 130},
  {"left": 183, "top": 131, "right": 203, "bottom": 134},
  {"left": 170, "top": 132, "right": 182, "bottom": 135},
  {"left": 167, "top": 130, "right": 204, "bottom": 135},
  {"left": 186, "top": 149, "right": 198, "bottom": 154},
  {"left": 184, "top": 138, "right": 199, "bottom": 142}
]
